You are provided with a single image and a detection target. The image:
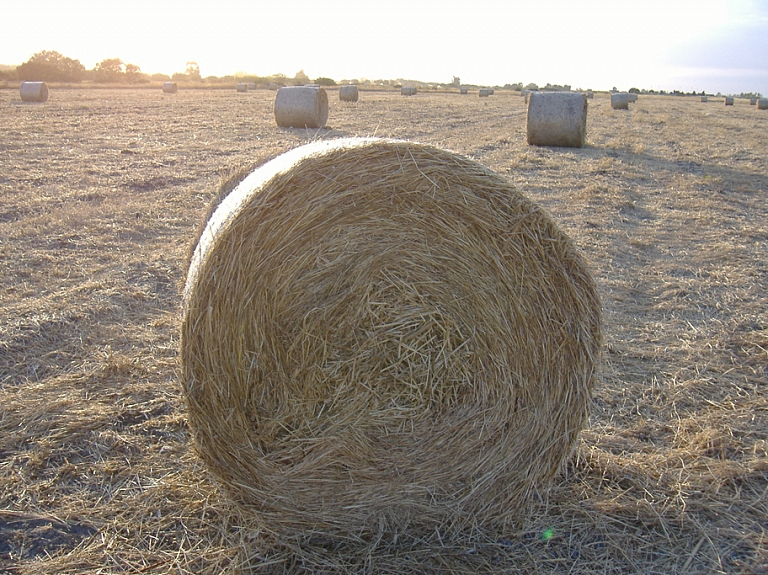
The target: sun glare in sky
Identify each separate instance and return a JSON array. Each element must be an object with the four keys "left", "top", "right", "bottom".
[{"left": 3, "top": 0, "right": 767, "bottom": 94}]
